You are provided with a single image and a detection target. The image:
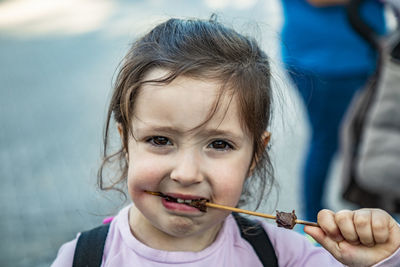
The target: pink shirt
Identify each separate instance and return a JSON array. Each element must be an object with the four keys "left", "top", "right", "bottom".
[{"left": 52, "top": 205, "right": 400, "bottom": 267}]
